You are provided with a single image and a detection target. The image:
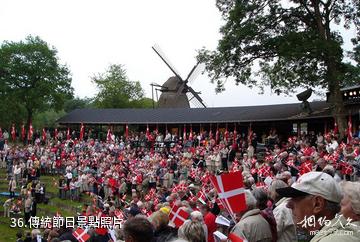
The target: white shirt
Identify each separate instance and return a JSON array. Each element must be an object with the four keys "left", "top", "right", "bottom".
[{"left": 66, "top": 172, "right": 73, "bottom": 180}]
